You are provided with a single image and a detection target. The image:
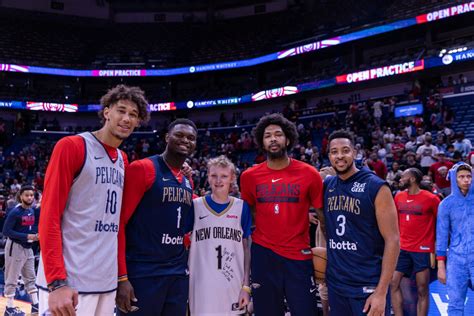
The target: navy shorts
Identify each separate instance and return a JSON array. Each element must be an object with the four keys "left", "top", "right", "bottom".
[
  {"left": 328, "top": 287, "right": 391, "bottom": 316},
  {"left": 251, "top": 243, "right": 319, "bottom": 316},
  {"left": 395, "top": 250, "right": 430, "bottom": 277},
  {"left": 117, "top": 275, "right": 188, "bottom": 316}
]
